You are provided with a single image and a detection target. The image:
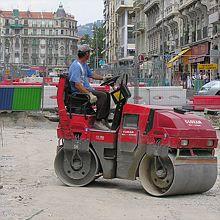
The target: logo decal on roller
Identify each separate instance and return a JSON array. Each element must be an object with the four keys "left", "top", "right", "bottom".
[{"left": 184, "top": 120, "right": 202, "bottom": 126}]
